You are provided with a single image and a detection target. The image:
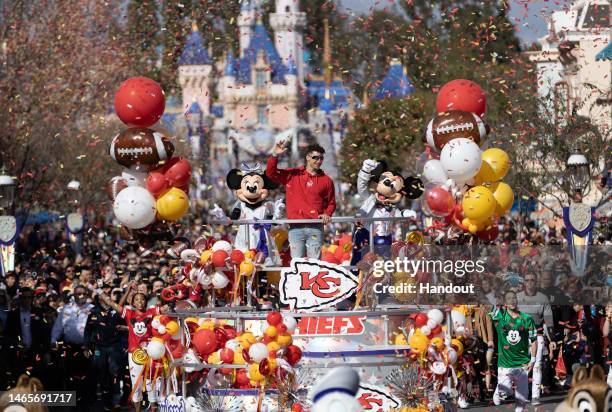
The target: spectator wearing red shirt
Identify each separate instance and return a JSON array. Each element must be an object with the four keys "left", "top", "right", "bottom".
[
  {"left": 266, "top": 141, "right": 336, "bottom": 259},
  {"left": 98, "top": 284, "right": 161, "bottom": 412}
]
